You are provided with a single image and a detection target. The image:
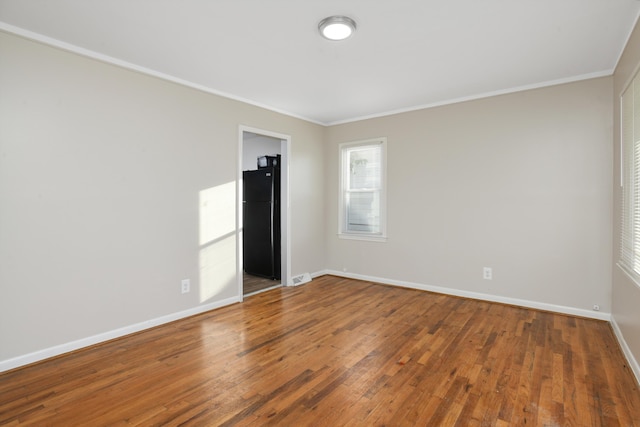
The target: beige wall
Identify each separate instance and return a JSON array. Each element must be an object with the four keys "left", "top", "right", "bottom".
[
  {"left": 0, "top": 31, "right": 325, "bottom": 363},
  {"left": 0, "top": 24, "right": 628, "bottom": 371},
  {"left": 326, "top": 78, "right": 613, "bottom": 314},
  {"left": 612, "top": 19, "right": 640, "bottom": 372}
]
